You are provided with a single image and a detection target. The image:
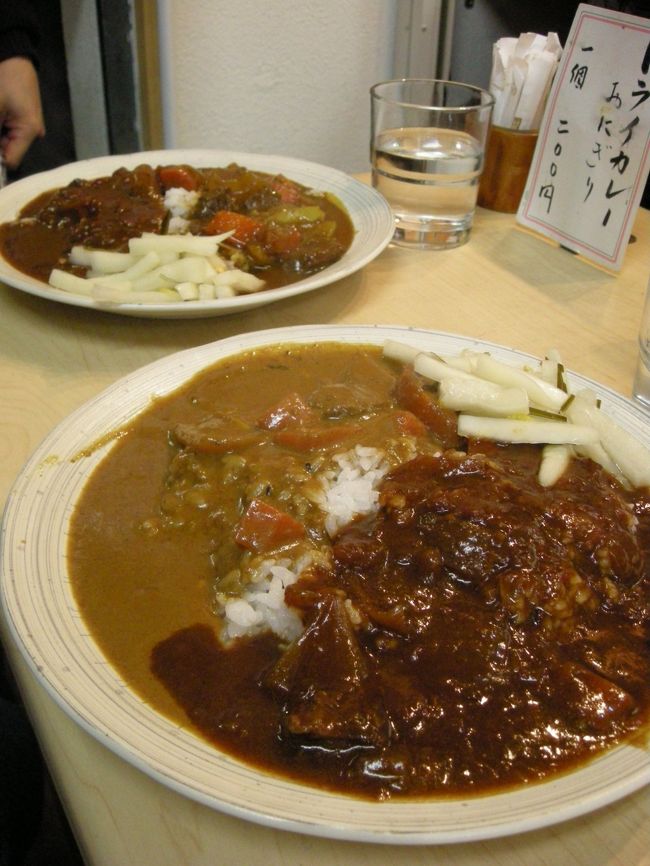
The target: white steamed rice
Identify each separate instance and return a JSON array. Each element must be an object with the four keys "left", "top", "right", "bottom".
[
  {"left": 314, "top": 445, "right": 389, "bottom": 537},
  {"left": 164, "top": 186, "right": 199, "bottom": 234},
  {"left": 221, "top": 446, "right": 390, "bottom": 643},
  {"left": 223, "top": 555, "right": 309, "bottom": 643}
]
